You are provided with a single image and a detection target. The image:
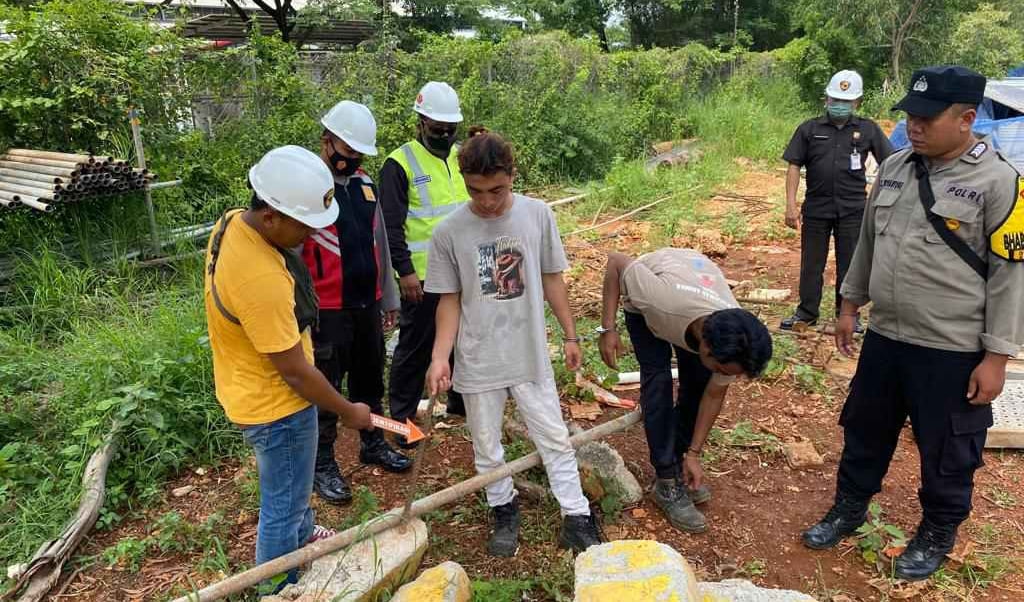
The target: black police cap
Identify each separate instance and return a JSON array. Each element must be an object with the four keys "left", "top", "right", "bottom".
[{"left": 892, "top": 65, "right": 986, "bottom": 117}]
